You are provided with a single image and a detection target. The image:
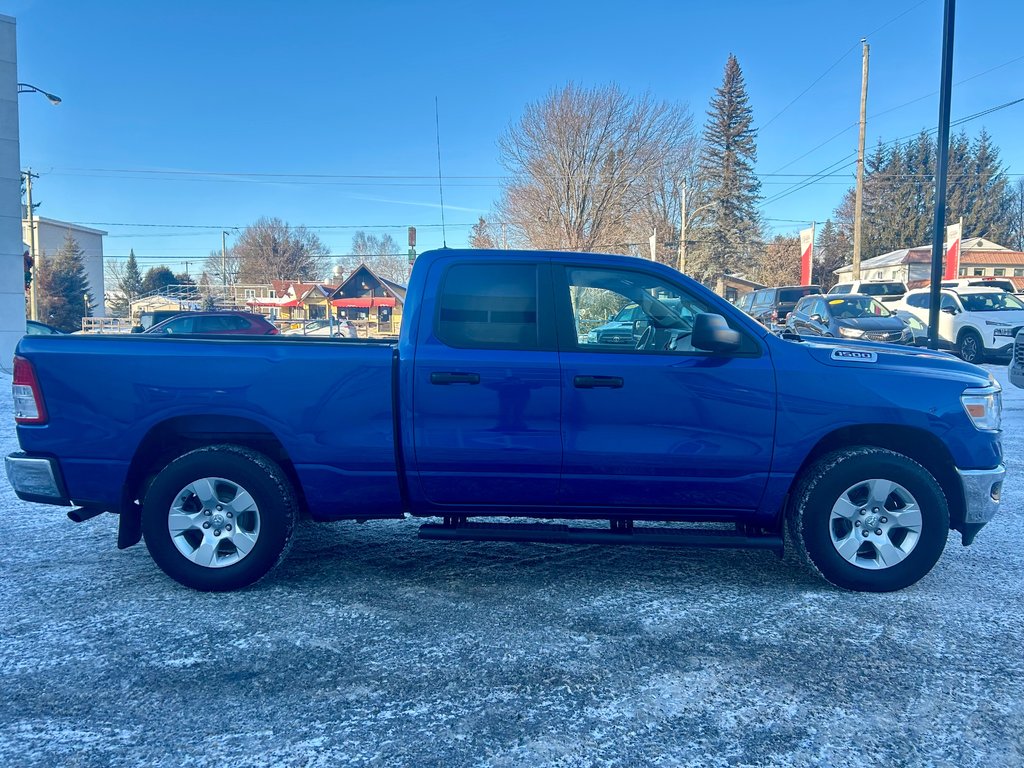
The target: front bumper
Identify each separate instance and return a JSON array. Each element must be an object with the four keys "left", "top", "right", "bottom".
[
  {"left": 956, "top": 464, "right": 1004, "bottom": 544},
  {"left": 986, "top": 341, "right": 1013, "bottom": 361},
  {"left": 5, "top": 453, "right": 71, "bottom": 505}
]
